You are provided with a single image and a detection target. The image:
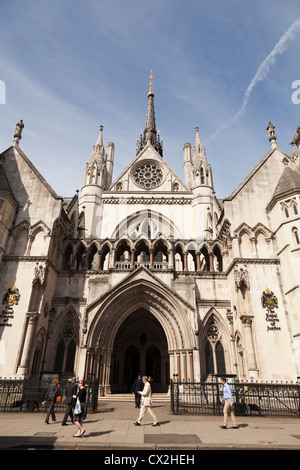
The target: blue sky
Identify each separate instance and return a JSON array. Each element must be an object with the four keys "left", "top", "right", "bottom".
[{"left": 0, "top": 0, "right": 299, "bottom": 199}]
